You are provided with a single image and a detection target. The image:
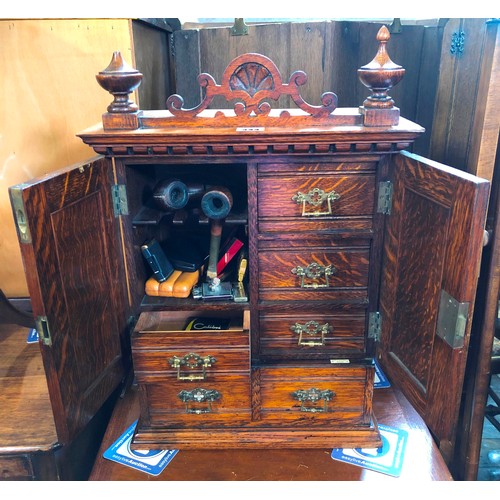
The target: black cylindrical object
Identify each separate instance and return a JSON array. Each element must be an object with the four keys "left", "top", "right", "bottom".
[
  {"left": 153, "top": 179, "right": 205, "bottom": 211},
  {"left": 153, "top": 178, "right": 189, "bottom": 210},
  {"left": 201, "top": 186, "right": 233, "bottom": 220}
]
